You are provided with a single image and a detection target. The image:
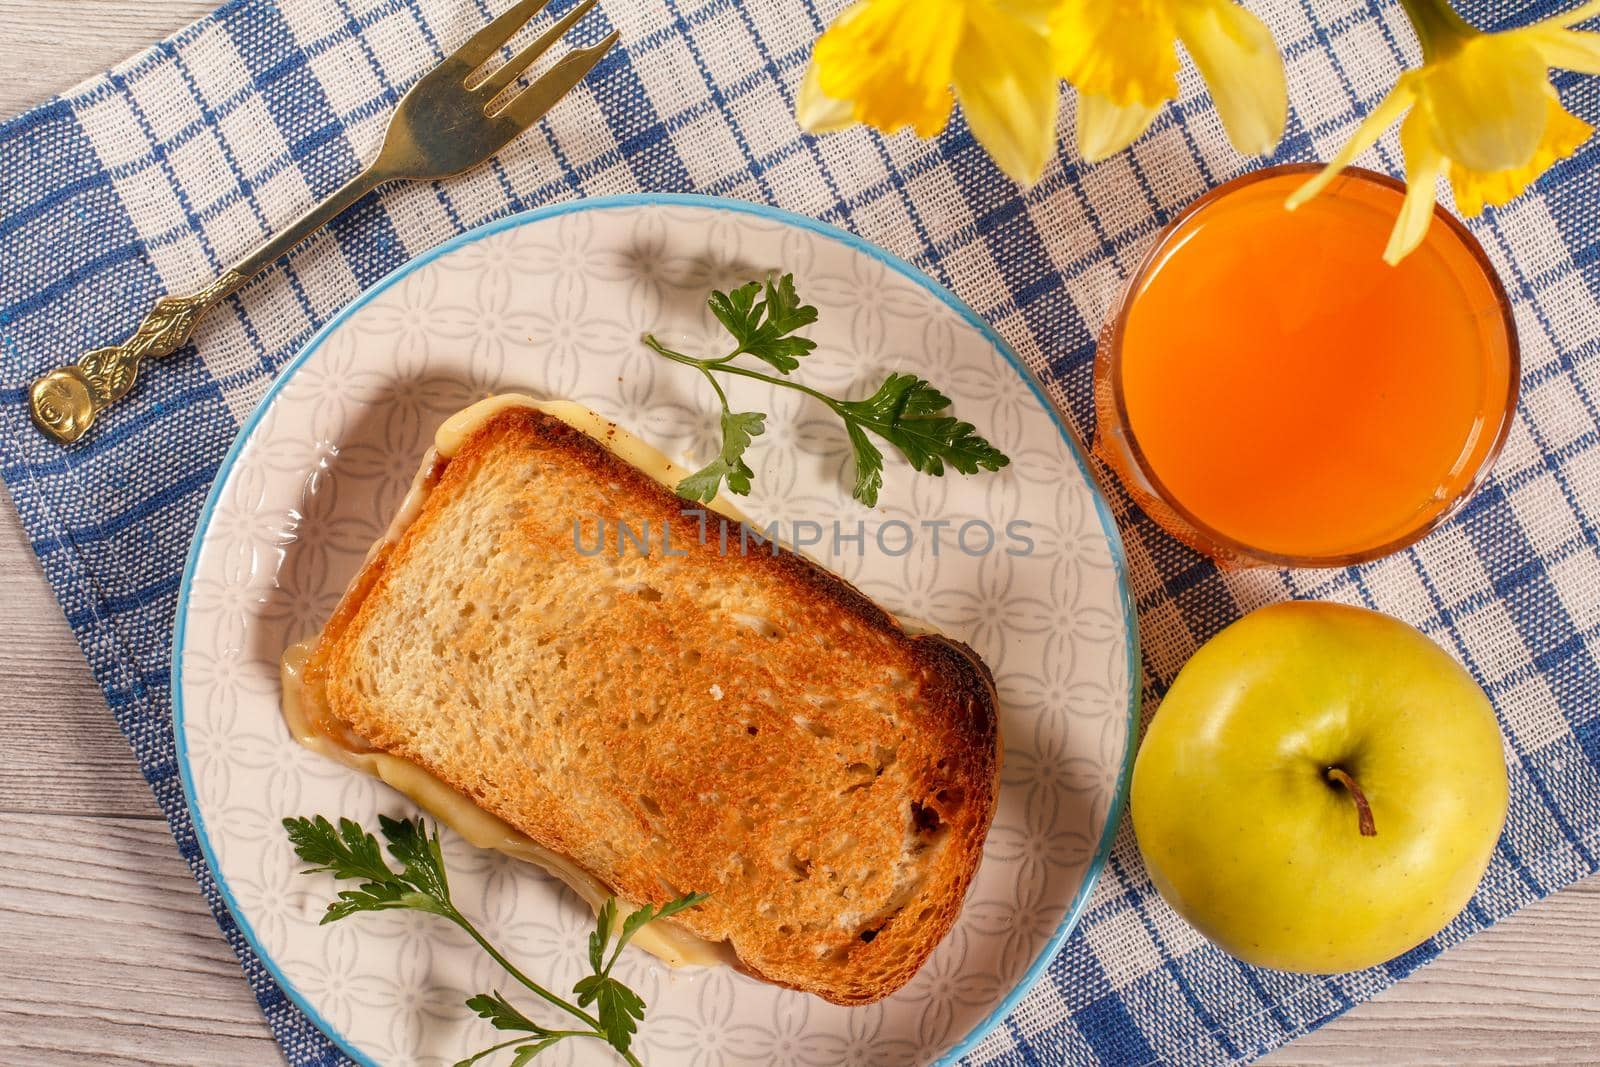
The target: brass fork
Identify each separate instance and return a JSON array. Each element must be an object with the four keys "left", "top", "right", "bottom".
[{"left": 29, "top": 0, "right": 619, "bottom": 444}]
